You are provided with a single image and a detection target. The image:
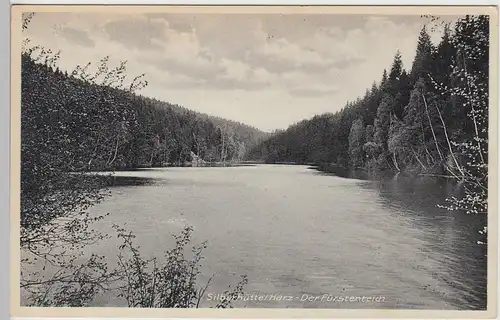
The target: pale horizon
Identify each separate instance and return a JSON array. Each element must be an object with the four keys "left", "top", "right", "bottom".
[{"left": 24, "top": 12, "right": 458, "bottom": 132}]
